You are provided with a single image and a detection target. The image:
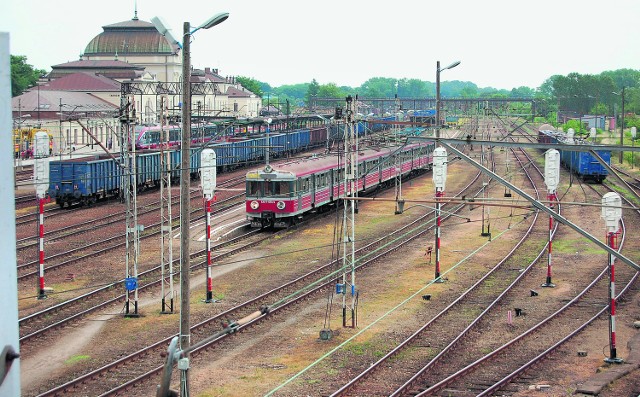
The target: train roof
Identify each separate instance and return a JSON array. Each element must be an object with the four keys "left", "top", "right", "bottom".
[
  {"left": 539, "top": 128, "right": 608, "bottom": 148},
  {"left": 246, "top": 141, "right": 432, "bottom": 180}
]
